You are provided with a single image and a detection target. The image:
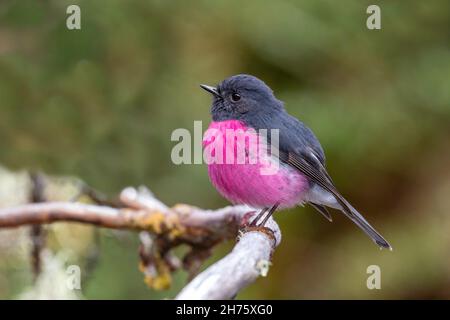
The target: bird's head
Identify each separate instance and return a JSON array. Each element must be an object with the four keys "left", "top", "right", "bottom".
[{"left": 200, "top": 74, "right": 284, "bottom": 122}]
